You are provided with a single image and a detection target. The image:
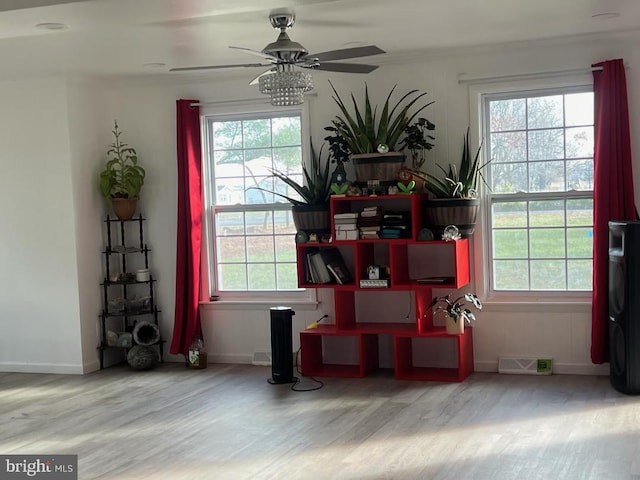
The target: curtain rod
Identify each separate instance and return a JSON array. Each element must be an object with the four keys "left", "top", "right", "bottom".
[
  {"left": 457, "top": 66, "right": 604, "bottom": 85},
  {"left": 190, "top": 92, "right": 318, "bottom": 108}
]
